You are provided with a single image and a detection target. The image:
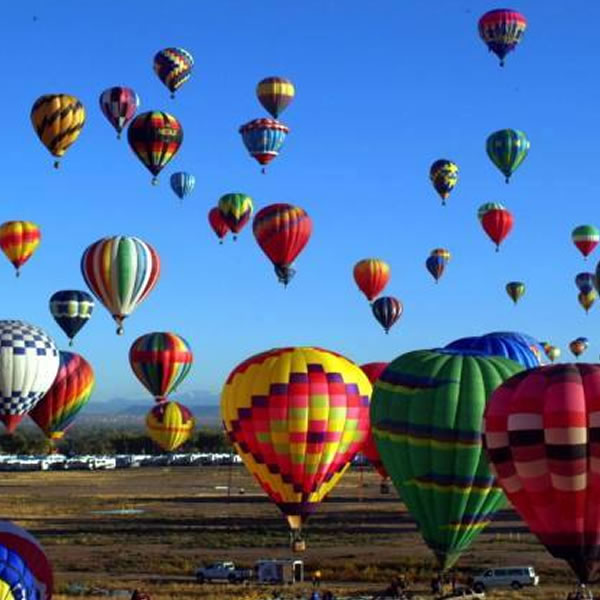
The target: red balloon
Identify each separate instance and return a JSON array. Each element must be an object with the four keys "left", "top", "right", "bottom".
[
  {"left": 208, "top": 207, "right": 229, "bottom": 244},
  {"left": 481, "top": 207, "right": 513, "bottom": 251}
]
